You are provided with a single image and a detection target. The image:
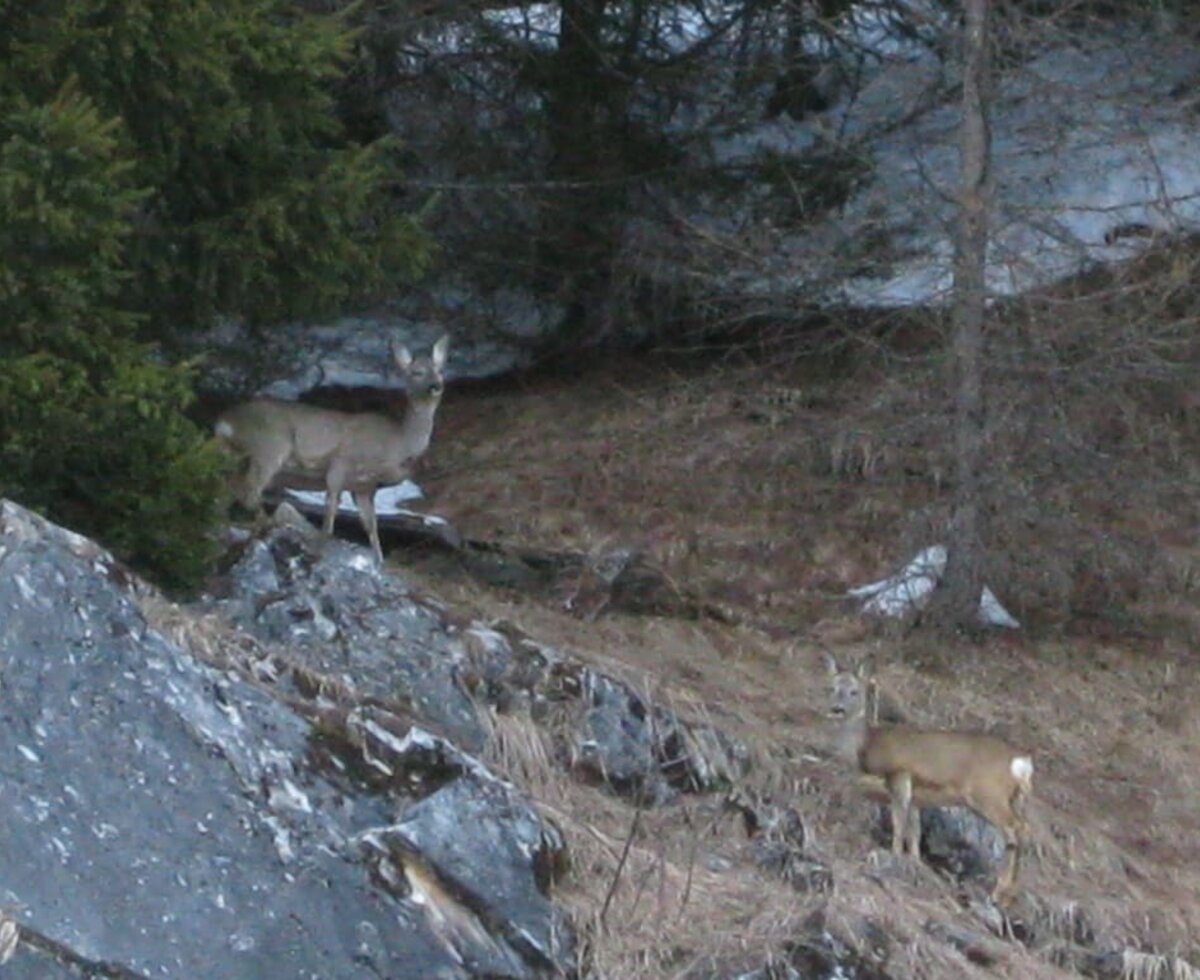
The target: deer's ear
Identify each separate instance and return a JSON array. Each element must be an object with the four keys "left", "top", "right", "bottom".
[
  {"left": 432, "top": 333, "right": 450, "bottom": 370},
  {"left": 393, "top": 343, "right": 413, "bottom": 372},
  {"left": 820, "top": 651, "right": 840, "bottom": 675}
]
